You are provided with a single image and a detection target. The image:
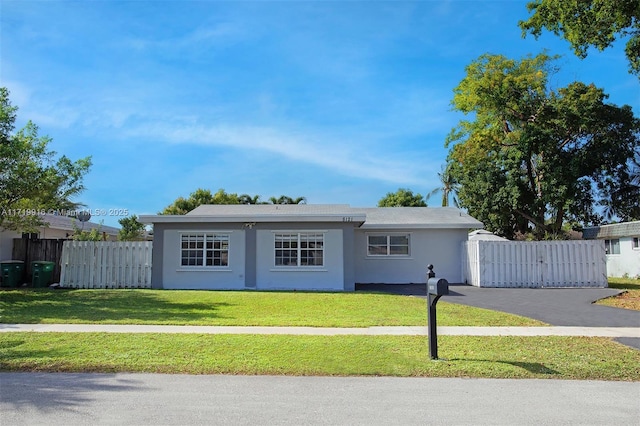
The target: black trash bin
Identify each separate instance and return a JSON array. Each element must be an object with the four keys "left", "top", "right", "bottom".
[
  {"left": 31, "top": 261, "right": 56, "bottom": 288},
  {"left": 1, "top": 261, "right": 25, "bottom": 288}
]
